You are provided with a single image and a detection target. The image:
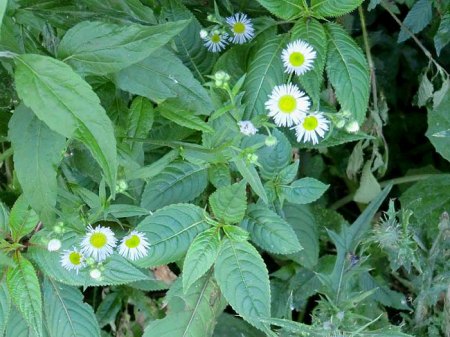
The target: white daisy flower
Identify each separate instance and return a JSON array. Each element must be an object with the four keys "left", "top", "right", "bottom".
[
  {"left": 282, "top": 40, "right": 317, "bottom": 76},
  {"left": 118, "top": 231, "right": 149, "bottom": 261},
  {"left": 203, "top": 31, "right": 228, "bottom": 53},
  {"left": 293, "top": 112, "right": 330, "bottom": 145},
  {"left": 47, "top": 238, "right": 62, "bottom": 251},
  {"left": 60, "top": 248, "right": 85, "bottom": 273},
  {"left": 238, "top": 121, "right": 258, "bottom": 136},
  {"left": 226, "top": 13, "right": 255, "bottom": 44},
  {"left": 265, "top": 83, "right": 311, "bottom": 127},
  {"left": 80, "top": 225, "right": 117, "bottom": 262}
]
